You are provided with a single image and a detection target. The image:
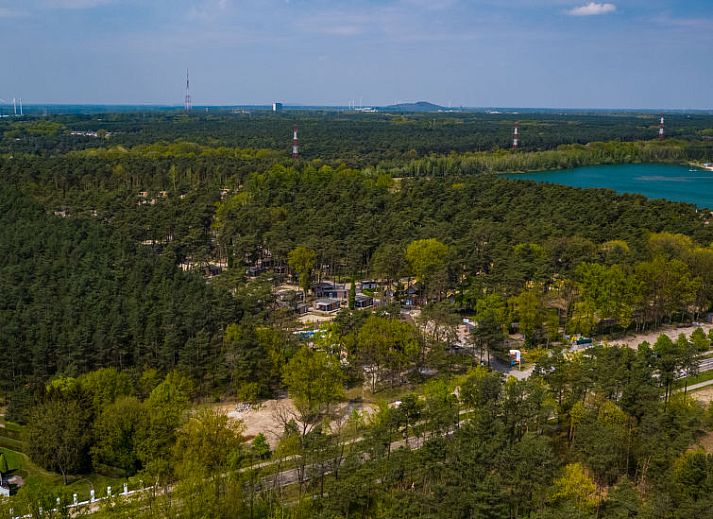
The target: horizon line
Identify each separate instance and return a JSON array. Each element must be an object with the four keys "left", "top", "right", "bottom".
[{"left": 4, "top": 103, "right": 713, "bottom": 114}]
